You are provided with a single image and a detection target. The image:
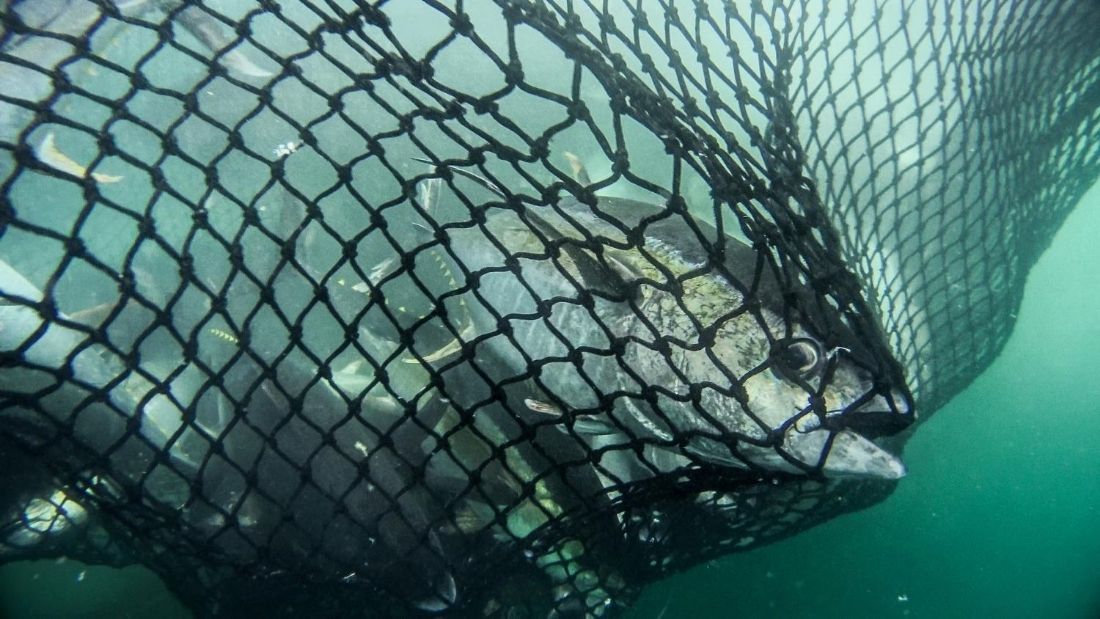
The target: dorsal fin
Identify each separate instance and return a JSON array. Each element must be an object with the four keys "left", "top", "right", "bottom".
[{"left": 563, "top": 151, "right": 592, "bottom": 186}]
